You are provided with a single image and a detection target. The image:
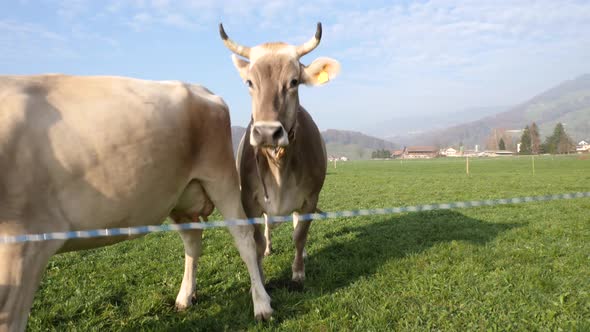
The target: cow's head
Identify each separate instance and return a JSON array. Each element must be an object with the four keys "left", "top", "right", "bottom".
[{"left": 220, "top": 23, "right": 340, "bottom": 149}]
